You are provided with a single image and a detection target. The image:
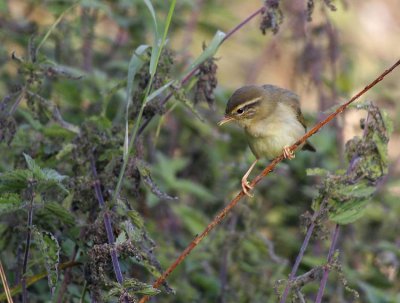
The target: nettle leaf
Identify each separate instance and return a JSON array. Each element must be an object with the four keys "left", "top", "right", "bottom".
[
  {"left": 329, "top": 197, "right": 370, "bottom": 225},
  {"left": 126, "top": 209, "right": 145, "bottom": 229},
  {"left": 0, "top": 169, "right": 32, "bottom": 193},
  {"left": 122, "top": 278, "right": 160, "bottom": 296},
  {"left": 23, "top": 153, "right": 68, "bottom": 193},
  {"left": 328, "top": 180, "right": 376, "bottom": 225},
  {"left": 32, "top": 227, "right": 60, "bottom": 294},
  {"left": 0, "top": 193, "right": 23, "bottom": 215},
  {"left": 43, "top": 201, "right": 75, "bottom": 226}
]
